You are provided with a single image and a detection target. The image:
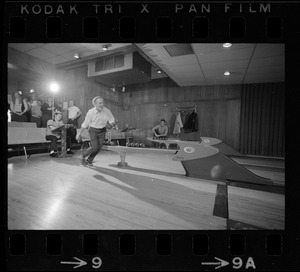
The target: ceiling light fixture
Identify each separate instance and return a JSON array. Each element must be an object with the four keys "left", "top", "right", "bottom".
[
  {"left": 74, "top": 53, "right": 80, "bottom": 59},
  {"left": 223, "top": 43, "right": 232, "bottom": 48},
  {"left": 157, "top": 69, "right": 162, "bottom": 74},
  {"left": 102, "top": 44, "right": 111, "bottom": 51},
  {"left": 224, "top": 71, "right": 230, "bottom": 76},
  {"left": 30, "top": 89, "right": 35, "bottom": 93},
  {"left": 122, "top": 86, "right": 125, "bottom": 93},
  {"left": 49, "top": 82, "right": 60, "bottom": 93}
]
